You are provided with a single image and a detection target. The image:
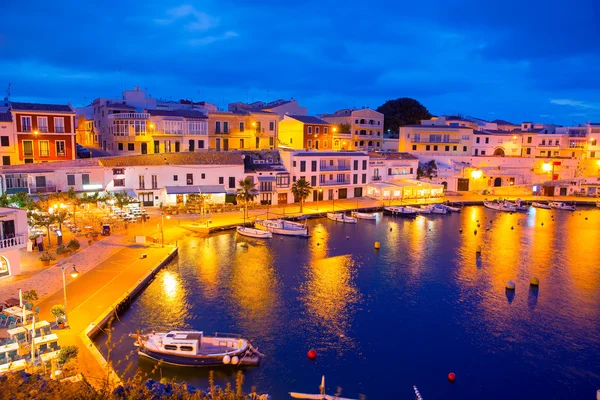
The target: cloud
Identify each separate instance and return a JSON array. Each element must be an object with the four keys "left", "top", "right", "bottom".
[
  {"left": 550, "top": 99, "right": 600, "bottom": 110},
  {"left": 155, "top": 4, "right": 218, "bottom": 31},
  {"left": 188, "top": 31, "right": 238, "bottom": 46}
]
